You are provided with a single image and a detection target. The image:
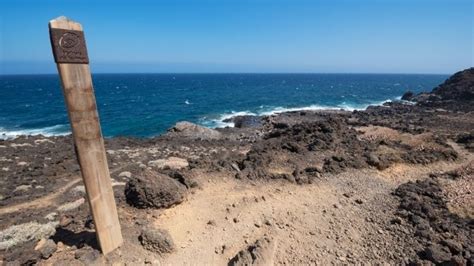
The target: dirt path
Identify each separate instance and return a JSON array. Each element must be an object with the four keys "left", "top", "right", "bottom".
[
  {"left": 0, "top": 164, "right": 132, "bottom": 216},
  {"left": 0, "top": 177, "right": 81, "bottom": 215},
  {"left": 154, "top": 150, "right": 472, "bottom": 265}
]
